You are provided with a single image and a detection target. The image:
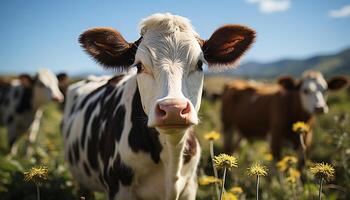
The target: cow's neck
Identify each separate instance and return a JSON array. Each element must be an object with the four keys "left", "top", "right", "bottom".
[
  {"left": 132, "top": 84, "right": 191, "bottom": 199},
  {"left": 289, "top": 91, "right": 313, "bottom": 123},
  {"left": 158, "top": 128, "right": 190, "bottom": 200}
]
